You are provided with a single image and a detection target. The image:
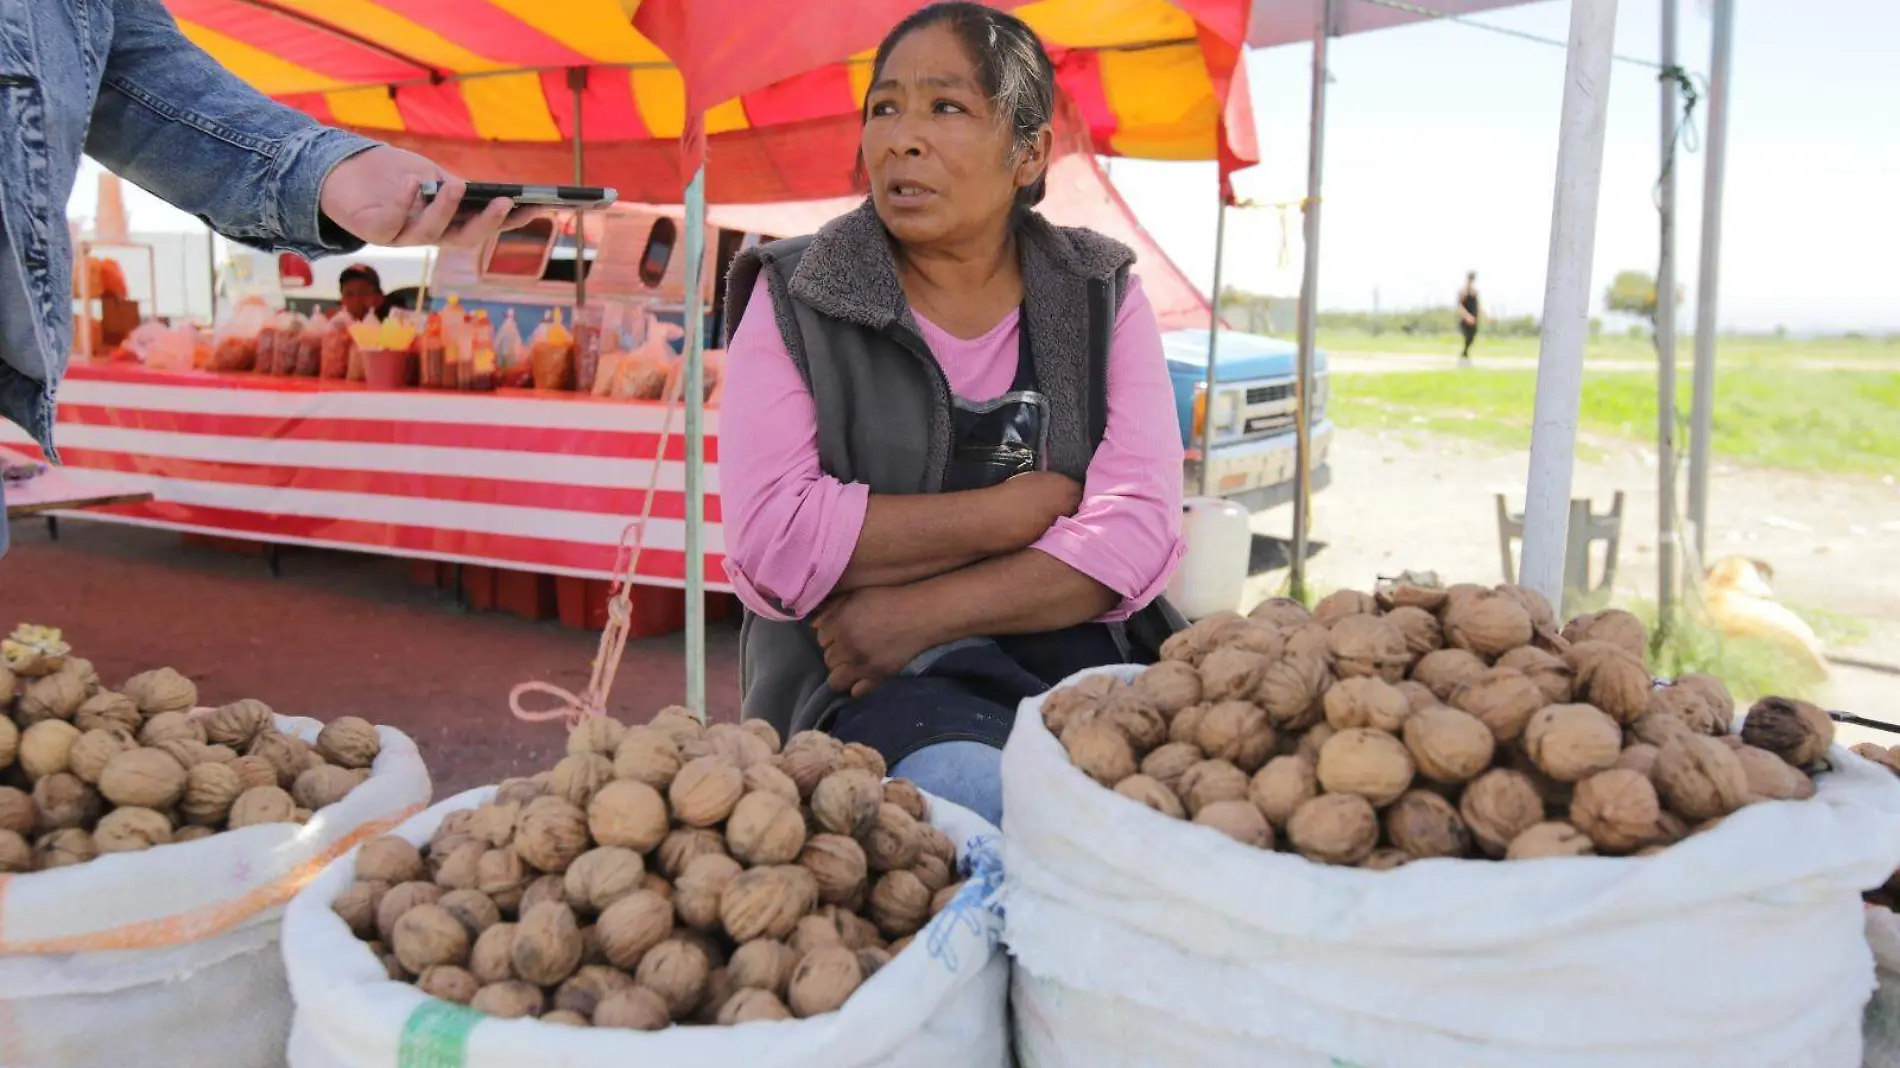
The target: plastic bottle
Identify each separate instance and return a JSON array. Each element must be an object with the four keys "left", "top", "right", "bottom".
[
  {"left": 470, "top": 309, "right": 496, "bottom": 392},
  {"left": 495, "top": 308, "right": 526, "bottom": 387},
  {"left": 418, "top": 310, "right": 445, "bottom": 388},
  {"left": 441, "top": 294, "right": 472, "bottom": 389}
]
